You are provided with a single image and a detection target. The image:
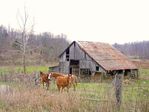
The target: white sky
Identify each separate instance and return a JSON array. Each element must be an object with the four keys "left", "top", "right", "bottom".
[{"left": 0, "top": 0, "right": 149, "bottom": 44}]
